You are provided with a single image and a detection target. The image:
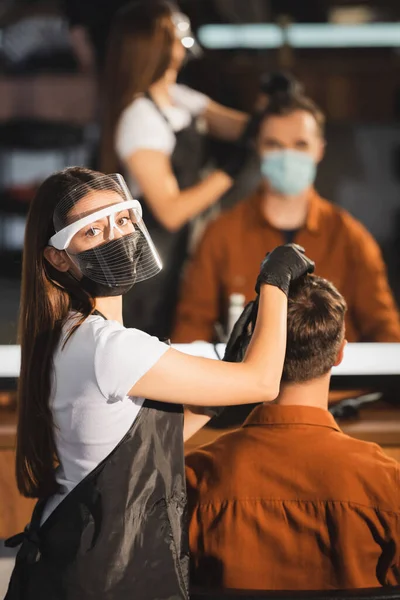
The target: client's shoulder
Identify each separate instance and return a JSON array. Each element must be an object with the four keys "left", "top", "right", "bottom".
[
  {"left": 185, "top": 427, "right": 250, "bottom": 494},
  {"left": 322, "top": 428, "right": 400, "bottom": 508},
  {"left": 204, "top": 190, "right": 261, "bottom": 238},
  {"left": 315, "top": 193, "right": 376, "bottom": 243}
]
